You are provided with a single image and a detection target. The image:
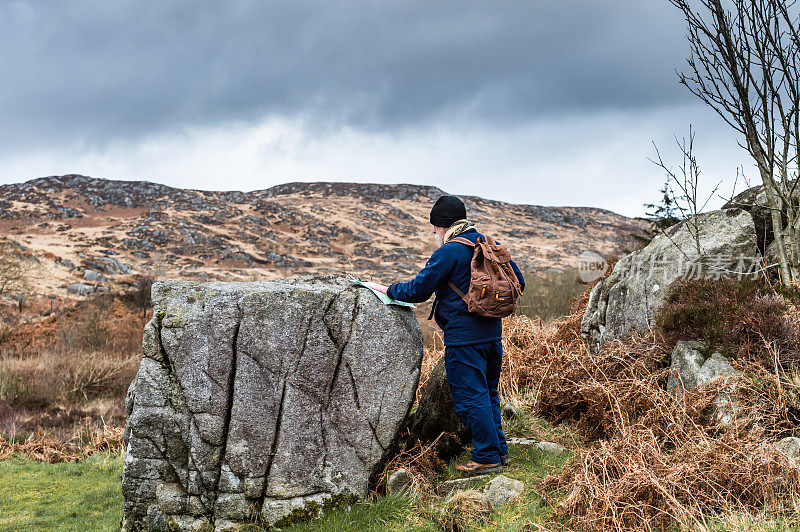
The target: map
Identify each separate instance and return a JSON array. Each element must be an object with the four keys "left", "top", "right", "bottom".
[{"left": 350, "top": 278, "right": 416, "bottom": 309}]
